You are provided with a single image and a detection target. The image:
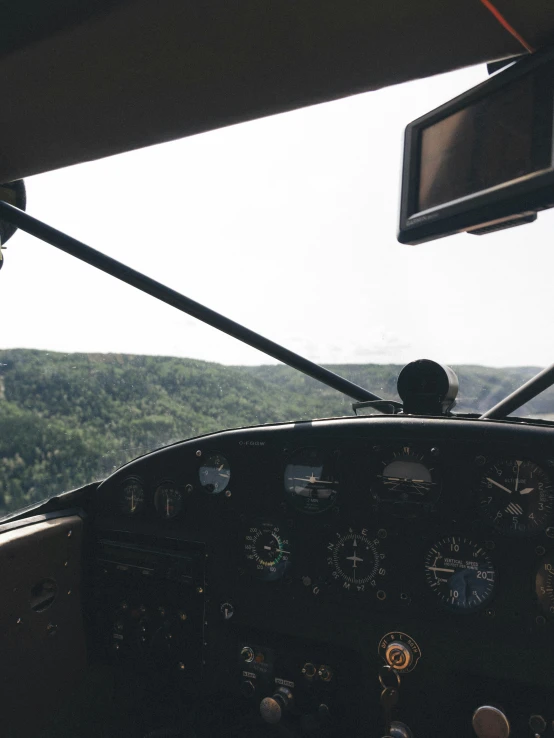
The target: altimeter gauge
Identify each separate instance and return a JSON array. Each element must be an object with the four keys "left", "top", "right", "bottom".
[
  {"left": 477, "top": 459, "right": 553, "bottom": 536},
  {"left": 284, "top": 447, "right": 338, "bottom": 514},
  {"left": 326, "top": 527, "right": 386, "bottom": 593},
  {"left": 424, "top": 536, "right": 495, "bottom": 611},
  {"left": 244, "top": 522, "right": 291, "bottom": 581}
]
